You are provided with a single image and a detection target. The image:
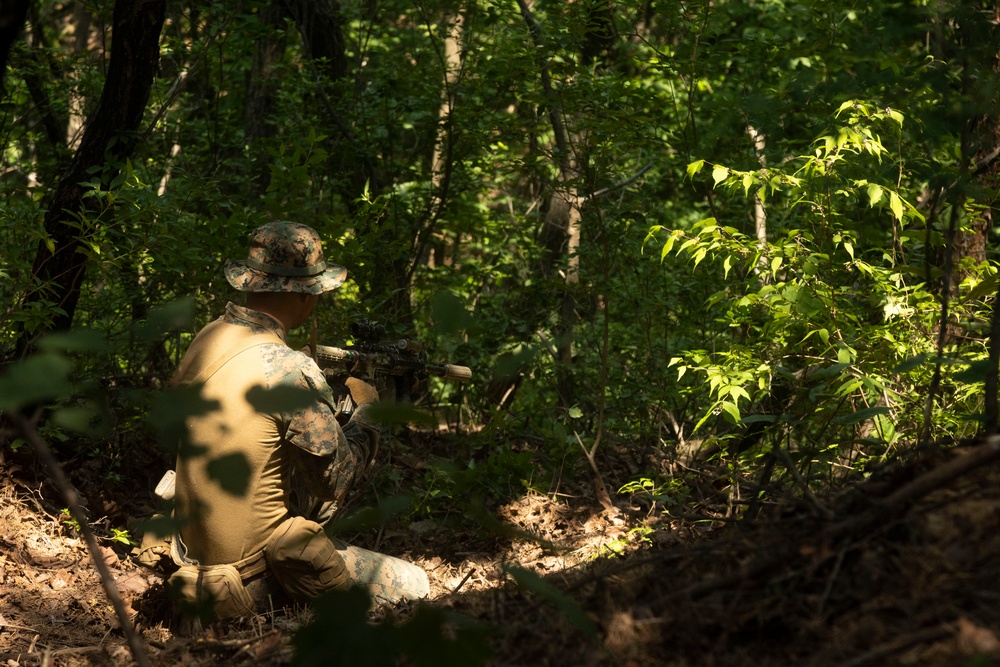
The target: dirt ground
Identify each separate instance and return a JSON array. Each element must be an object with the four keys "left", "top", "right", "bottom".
[{"left": 2, "top": 431, "right": 1000, "bottom": 667}]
